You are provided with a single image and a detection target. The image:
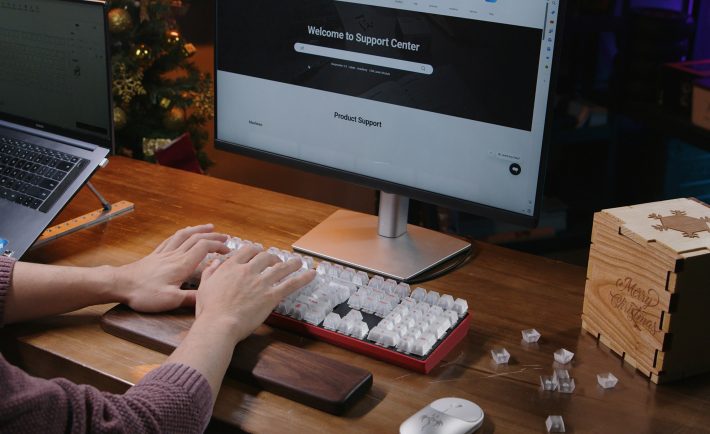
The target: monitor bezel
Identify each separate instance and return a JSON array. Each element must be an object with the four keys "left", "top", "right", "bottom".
[{"left": 213, "top": 0, "right": 566, "bottom": 228}]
